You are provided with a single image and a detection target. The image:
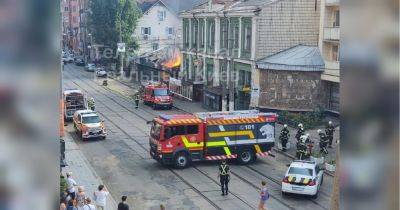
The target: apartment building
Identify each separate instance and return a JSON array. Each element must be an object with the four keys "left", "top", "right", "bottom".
[
  {"left": 319, "top": 0, "right": 340, "bottom": 113},
  {"left": 180, "top": 0, "right": 321, "bottom": 111},
  {"left": 134, "top": 0, "right": 200, "bottom": 55},
  {"left": 61, "top": 0, "right": 82, "bottom": 53}
]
